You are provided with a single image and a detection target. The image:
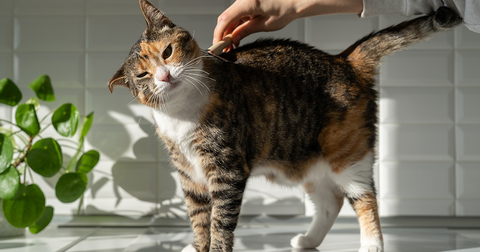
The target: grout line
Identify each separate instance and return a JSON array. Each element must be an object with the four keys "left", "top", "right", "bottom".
[
  {"left": 453, "top": 26, "right": 458, "bottom": 217},
  {"left": 56, "top": 227, "right": 101, "bottom": 252}
]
